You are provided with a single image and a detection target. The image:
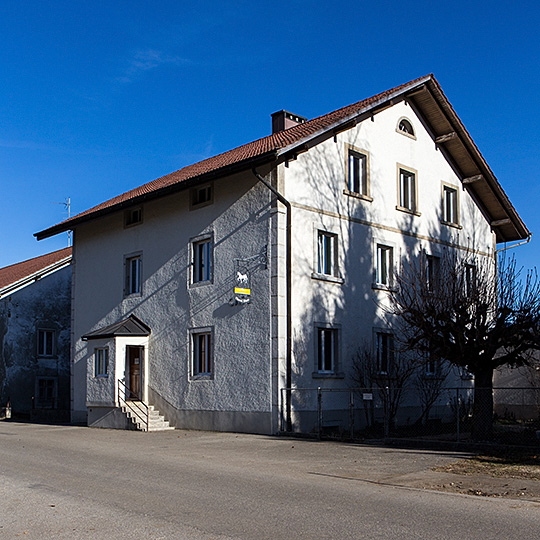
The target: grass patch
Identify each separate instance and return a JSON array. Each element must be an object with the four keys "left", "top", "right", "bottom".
[{"left": 436, "top": 450, "right": 540, "bottom": 480}]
